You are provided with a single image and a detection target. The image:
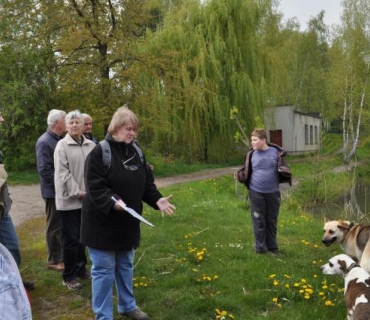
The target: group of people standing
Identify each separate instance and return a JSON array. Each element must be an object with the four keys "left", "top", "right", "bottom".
[
  {"left": 0, "top": 104, "right": 288, "bottom": 320},
  {"left": 35, "top": 106, "right": 175, "bottom": 320}
]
